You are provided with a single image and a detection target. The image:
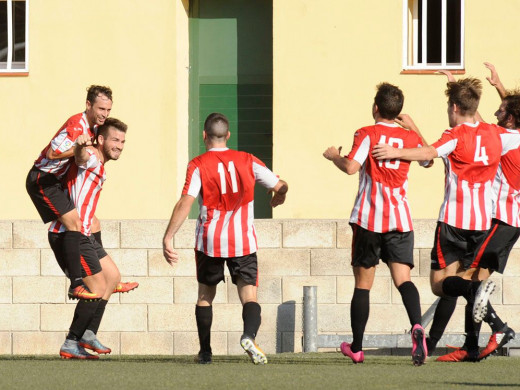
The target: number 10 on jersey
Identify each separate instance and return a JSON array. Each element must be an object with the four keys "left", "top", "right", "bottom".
[
  {"left": 377, "top": 135, "right": 403, "bottom": 169},
  {"left": 217, "top": 161, "right": 238, "bottom": 194}
]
